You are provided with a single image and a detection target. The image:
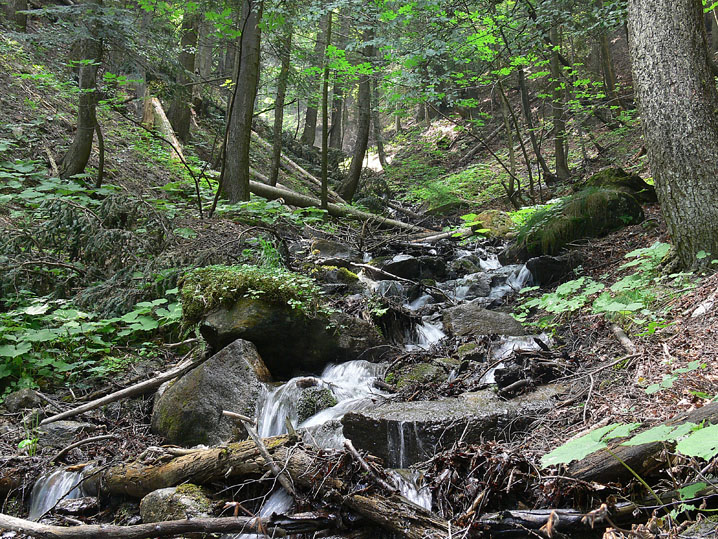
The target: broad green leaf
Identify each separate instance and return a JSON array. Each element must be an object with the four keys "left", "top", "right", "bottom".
[
  {"left": 23, "top": 329, "right": 59, "bottom": 342},
  {"left": 622, "top": 424, "right": 679, "bottom": 445},
  {"left": 676, "top": 424, "right": 718, "bottom": 460},
  {"left": 0, "top": 342, "right": 32, "bottom": 357},
  {"left": 603, "top": 422, "right": 641, "bottom": 440},
  {"left": 541, "top": 424, "right": 623, "bottom": 467},
  {"left": 678, "top": 482, "right": 708, "bottom": 500},
  {"left": 23, "top": 303, "right": 50, "bottom": 315}
]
